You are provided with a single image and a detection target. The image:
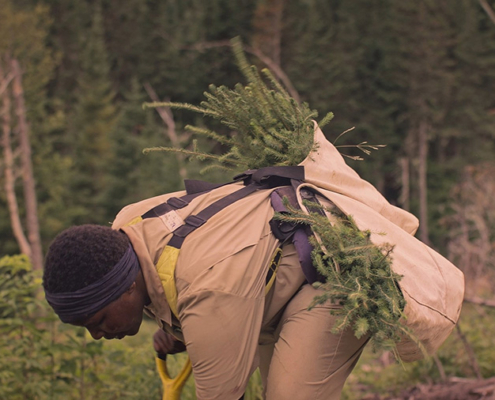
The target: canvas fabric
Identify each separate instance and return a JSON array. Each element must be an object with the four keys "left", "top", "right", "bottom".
[
  {"left": 112, "top": 185, "right": 366, "bottom": 399},
  {"left": 297, "top": 123, "right": 465, "bottom": 361}
]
